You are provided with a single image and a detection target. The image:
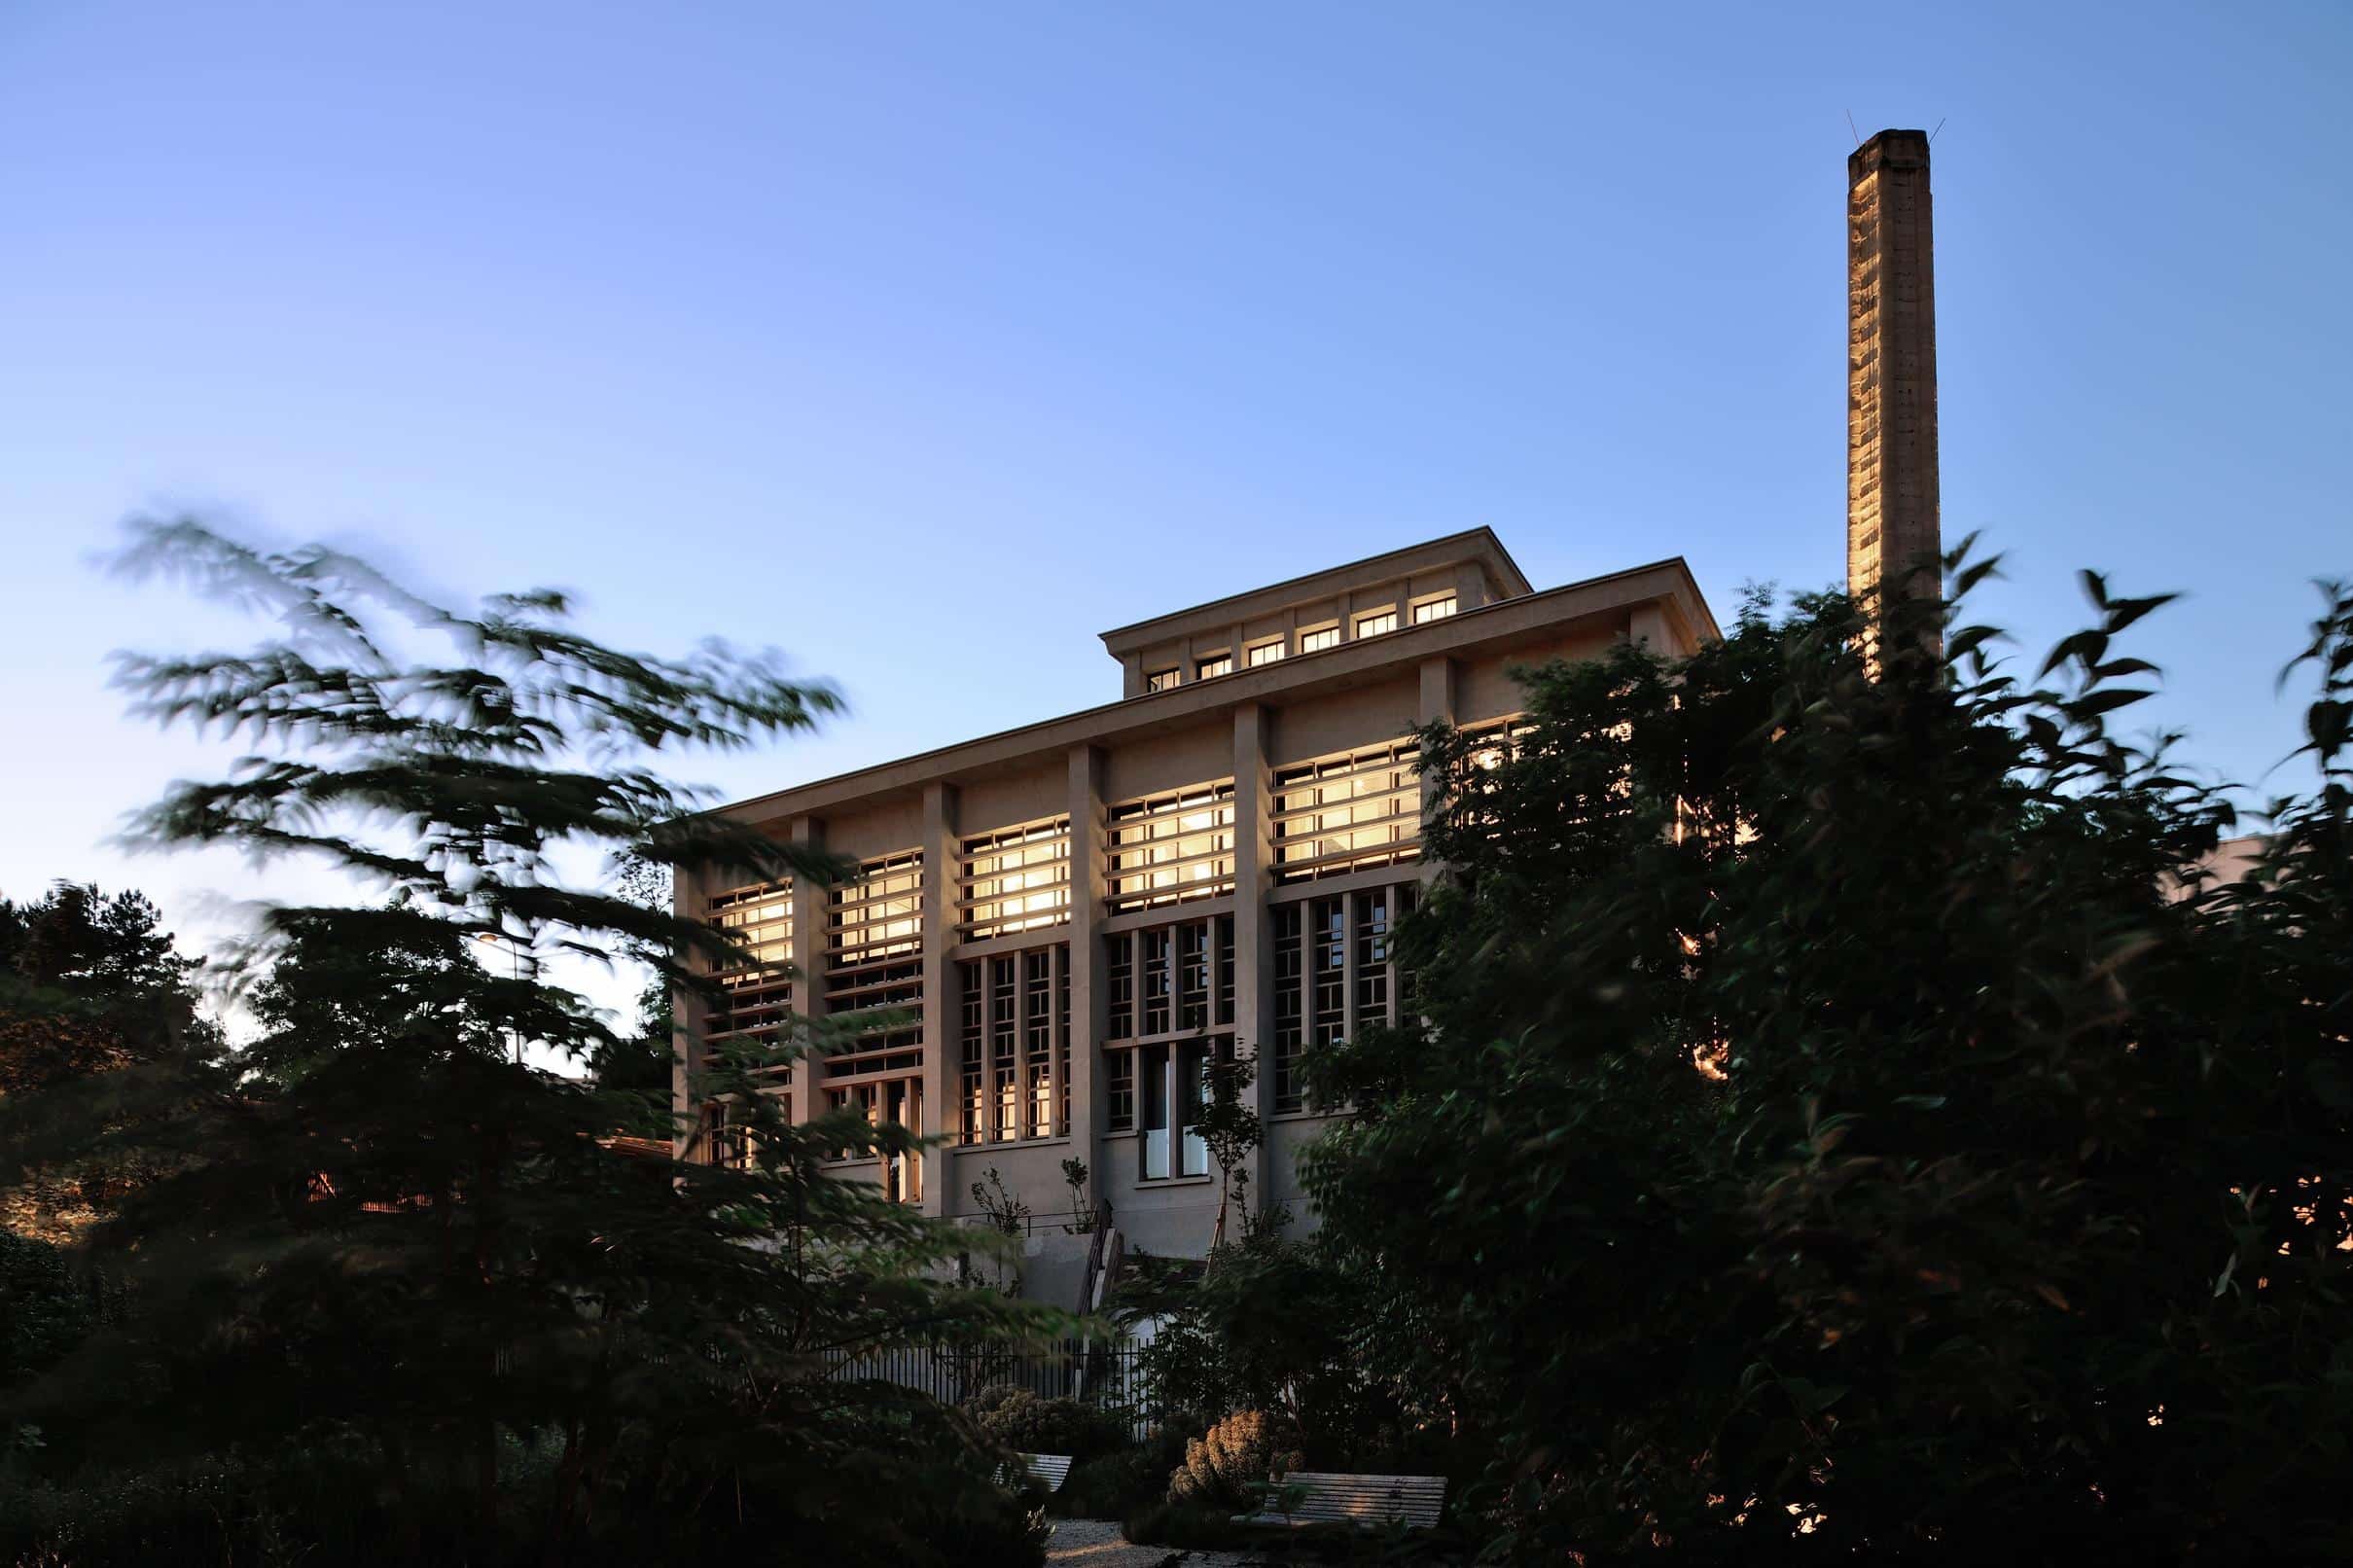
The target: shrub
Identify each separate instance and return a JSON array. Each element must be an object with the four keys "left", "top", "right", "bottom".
[
  {"left": 1122, "top": 1497, "right": 1253, "bottom": 1550},
  {"left": 1165, "top": 1409, "right": 1304, "bottom": 1510},
  {"left": 0, "top": 1233, "right": 93, "bottom": 1391},
  {"left": 972, "top": 1387, "right": 1124, "bottom": 1461},
  {"left": 0, "top": 1436, "right": 1052, "bottom": 1567},
  {"left": 1054, "top": 1427, "right": 1188, "bottom": 1518}
]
